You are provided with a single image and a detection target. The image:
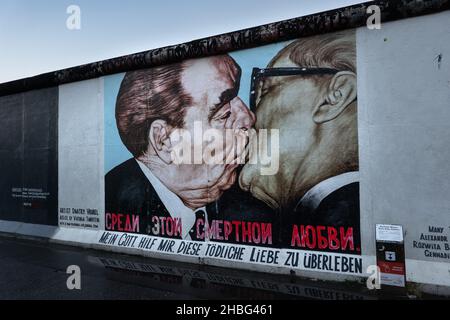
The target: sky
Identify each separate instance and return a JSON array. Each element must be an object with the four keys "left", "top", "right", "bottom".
[{"left": 0, "top": 0, "right": 366, "bottom": 83}]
